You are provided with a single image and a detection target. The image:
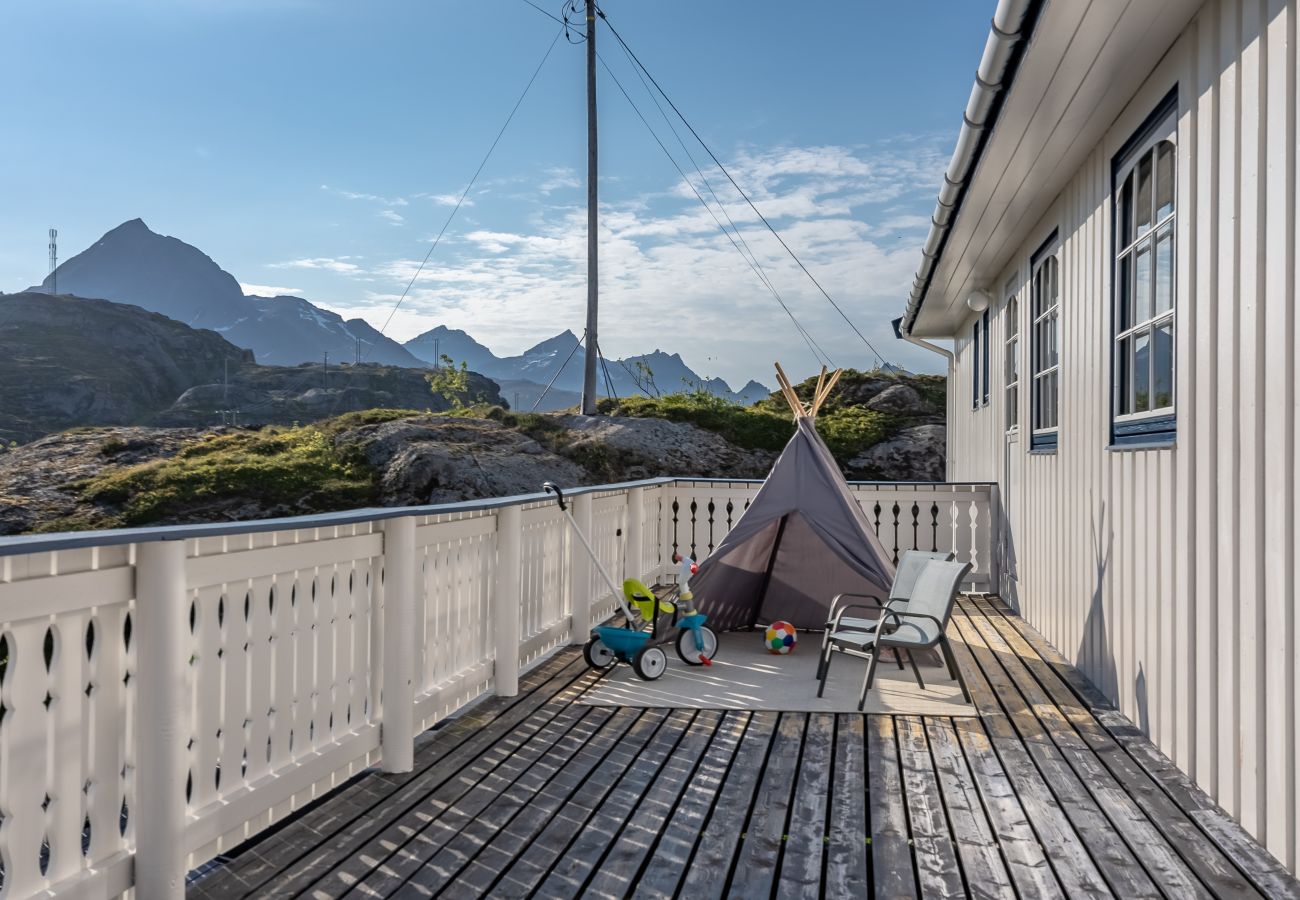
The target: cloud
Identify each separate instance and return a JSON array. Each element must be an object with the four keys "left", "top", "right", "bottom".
[
  {"left": 304, "top": 138, "right": 951, "bottom": 382},
  {"left": 420, "top": 192, "right": 472, "bottom": 208},
  {"left": 240, "top": 282, "right": 303, "bottom": 296},
  {"left": 320, "top": 184, "right": 408, "bottom": 206},
  {"left": 378, "top": 209, "right": 405, "bottom": 225},
  {"left": 269, "top": 256, "right": 362, "bottom": 274}
]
